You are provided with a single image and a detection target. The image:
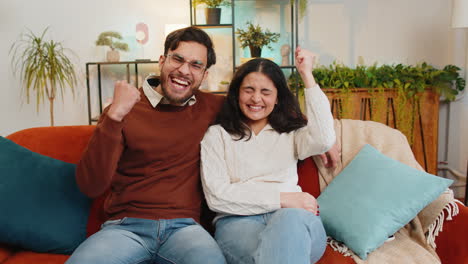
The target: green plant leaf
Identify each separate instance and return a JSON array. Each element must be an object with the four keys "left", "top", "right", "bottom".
[
  {"left": 236, "top": 22, "right": 280, "bottom": 50},
  {"left": 9, "top": 27, "right": 77, "bottom": 124},
  {"left": 95, "top": 31, "right": 129, "bottom": 51},
  {"left": 288, "top": 61, "right": 465, "bottom": 101},
  {"left": 193, "top": 0, "right": 231, "bottom": 8}
]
